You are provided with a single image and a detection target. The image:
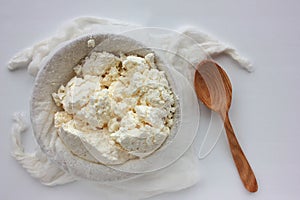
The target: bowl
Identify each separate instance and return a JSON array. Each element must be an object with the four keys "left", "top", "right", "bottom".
[{"left": 30, "top": 34, "right": 200, "bottom": 181}]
